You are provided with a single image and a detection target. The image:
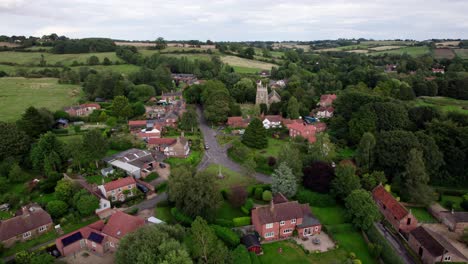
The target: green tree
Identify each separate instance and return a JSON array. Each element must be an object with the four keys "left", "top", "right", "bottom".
[
  {"left": 271, "top": 163, "right": 297, "bottom": 198},
  {"left": 55, "top": 179, "right": 76, "bottom": 203},
  {"left": 155, "top": 37, "right": 167, "bottom": 50},
  {"left": 17, "top": 106, "right": 53, "bottom": 138},
  {"left": 46, "top": 200, "right": 69, "bottom": 218},
  {"left": 242, "top": 118, "right": 267, "bottom": 149},
  {"left": 345, "top": 189, "right": 381, "bottom": 230},
  {"left": 348, "top": 106, "right": 377, "bottom": 144},
  {"left": 402, "top": 149, "right": 434, "bottom": 205},
  {"left": 0, "top": 122, "right": 30, "bottom": 162},
  {"left": 241, "top": 47, "right": 255, "bottom": 59},
  {"left": 102, "top": 57, "right": 111, "bottom": 65},
  {"left": 179, "top": 108, "right": 198, "bottom": 132},
  {"left": 8, "top": 163, "right": 29, "bottom": 183},
  {"left": 287, "top": 96, "right": 300, "bottom": 119},
  {"left": 112, "top": 96, "right": 133, "bottom": 120},
  {"left": 82, "top": 129, "right": 108, "bottom": 168},
  {"left": 168, "top": 167, "right": 222, "bottom": 219},
  {"left": 74, "top": 190, "right": 99, "bottom": 216},
  {"left": 66, "top": 137, "right": 86, "bottom": 171},
  {"left": 277, "top": 143, "right": 302, "bottom": 179},
  {"left": 355, "top": 132, "right": 376, "bottom": 172},
  {"left": 30, "top": 253, "right": 55, "bottom": 264},
  {"left": 128, "top": 84, "right": 155, "bottom": 102},
  {"left": 361, "top": 171, "right": 386, "bottom": 191},
  {"left": 30, "top": 132, "right": 65, "bottom": 175},
  {"left": 15, "top": 251, "right": 32, "bottom": 264},
  {"left": 307, "top": 133, "right": 336, "bottom": 162},
  {"left": 232, "top": 245, "right": 251, "bottom": 264},
  {"left": 190, "top": 217, "right": 230, "bottom": 264},
  {"left": 87, "top": 55, "right": 100, "bottom": 65},
  {"left": 116, "top": 224, "right": 191, "bottom": 264},
  {"left": 231, "top": 78, "right": 255, "bottom": 103},
  {"left": 331, "top": 164, "right": 361, "bottom": 200},
  {"left": 132, "top": 102, "right": 146, "bottom": 117}
]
